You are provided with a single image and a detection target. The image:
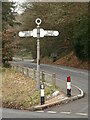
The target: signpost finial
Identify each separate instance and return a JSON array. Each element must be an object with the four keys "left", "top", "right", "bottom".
[{"left": 35, "top": 18, "right": 42, "bottom": 26}]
